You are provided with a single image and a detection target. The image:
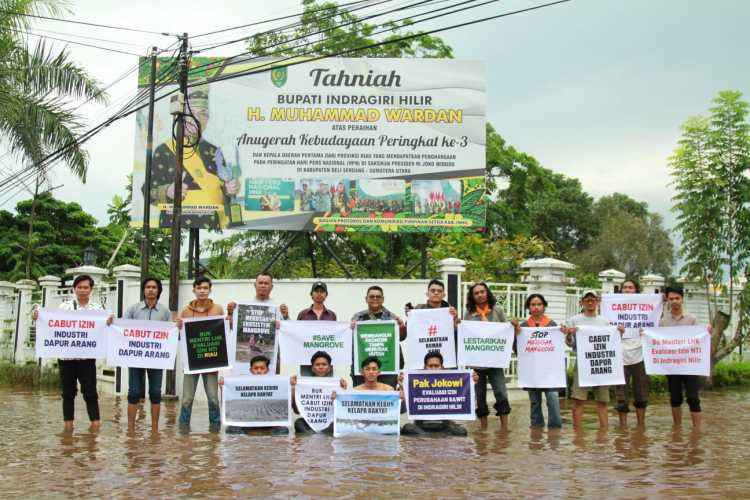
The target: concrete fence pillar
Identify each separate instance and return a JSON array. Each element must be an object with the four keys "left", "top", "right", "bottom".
[
  {"left": 439, "top": 258, "right": 466, "bottom": 312},
  {"left": 640, "top": 273, "right": 666, "bottom": 294},
  {"left": 522, "top": 258, "right": 576, "bottom": 322},
  {"left": 13, "top": 279, "right": 36, "bottom": 364},
  {"left": 598, "top": 269, "right": 625, "bottom": 294}
]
